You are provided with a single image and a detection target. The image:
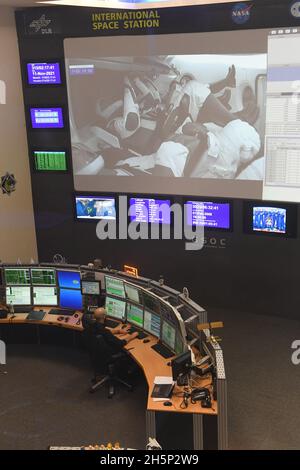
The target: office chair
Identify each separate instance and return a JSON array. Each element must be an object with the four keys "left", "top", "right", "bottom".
[{"left": 88, "top": 334, "right": 133, "bottom": 398}]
